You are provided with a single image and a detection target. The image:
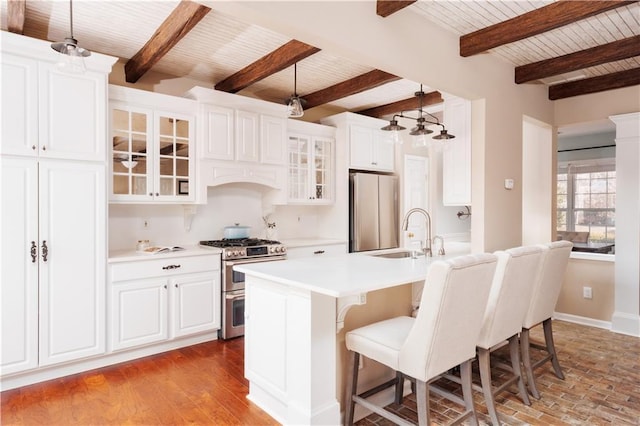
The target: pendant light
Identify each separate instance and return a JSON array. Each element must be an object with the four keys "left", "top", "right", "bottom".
[
  {"left": 286, "top": 63, "right": 304, "bottom": 118},
  {"left": 380, "top": 84, "right": 455, "bottom": 148},
  {"left": 51, "top": 0, "right": 91, "bottom": 74}
]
